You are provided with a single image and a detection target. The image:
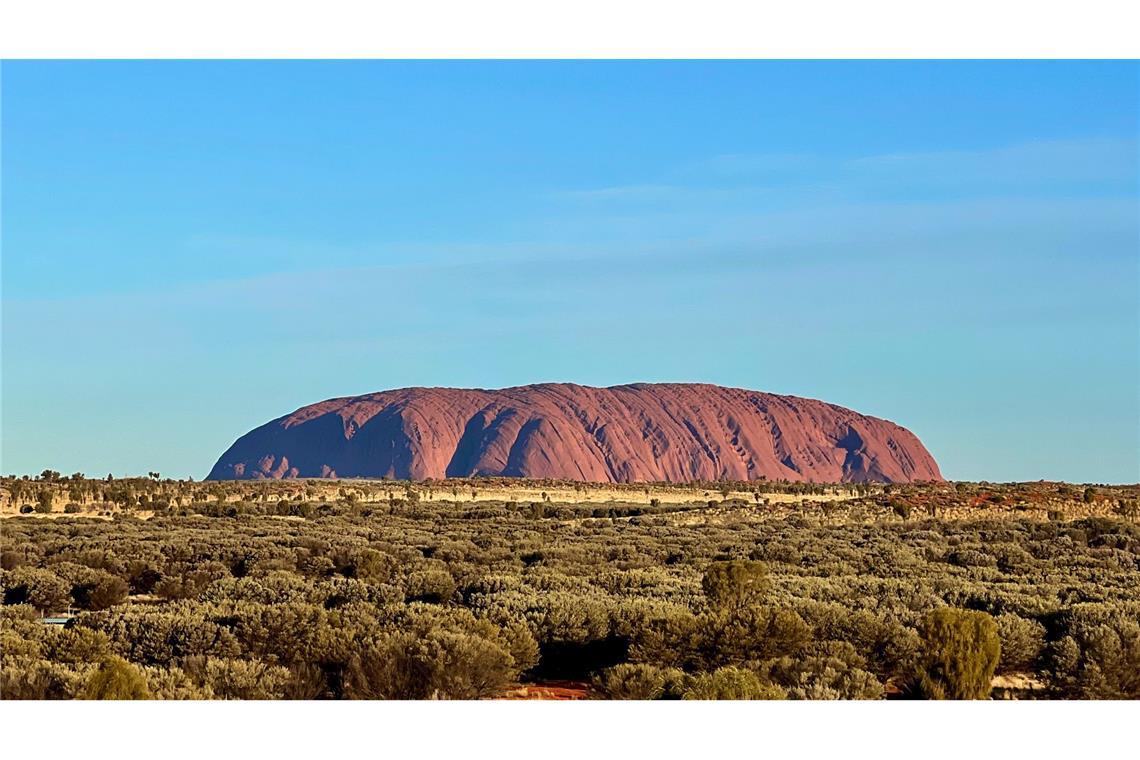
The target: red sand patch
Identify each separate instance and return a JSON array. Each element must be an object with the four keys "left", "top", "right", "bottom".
[{"left": 493, "top": 680, "right": 594, "bottom": 700}]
